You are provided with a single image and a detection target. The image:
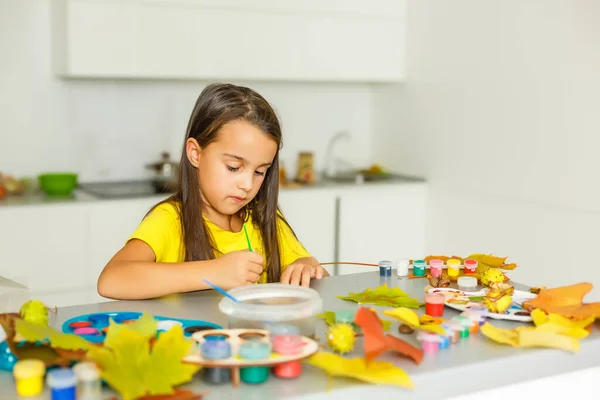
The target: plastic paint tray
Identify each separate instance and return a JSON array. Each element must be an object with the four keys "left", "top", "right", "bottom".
[
  {"left": 218, "top": 284, "right": 323, "bottom": 337},
  {"left": 61, "top": 312, "right": 222, "bottom": 344}
]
